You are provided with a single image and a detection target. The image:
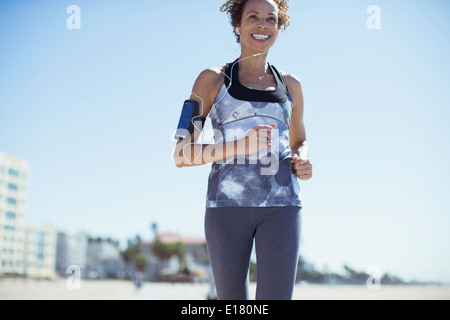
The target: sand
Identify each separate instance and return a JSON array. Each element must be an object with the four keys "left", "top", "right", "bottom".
[{"left": 0, "top": 278, "right": 449, "bottom": 300}]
